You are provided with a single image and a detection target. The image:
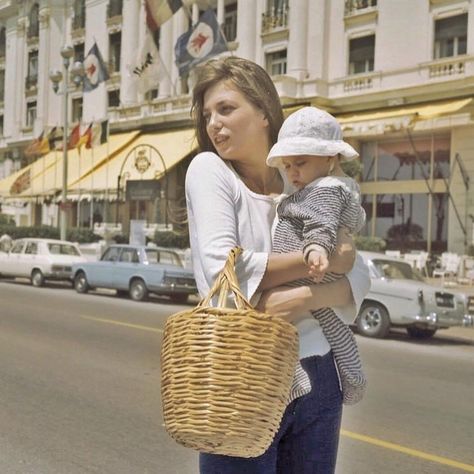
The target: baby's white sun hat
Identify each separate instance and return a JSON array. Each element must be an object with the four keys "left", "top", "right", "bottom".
[{"left": 267, "top": 106, "right": 359, "bottom": 167}]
